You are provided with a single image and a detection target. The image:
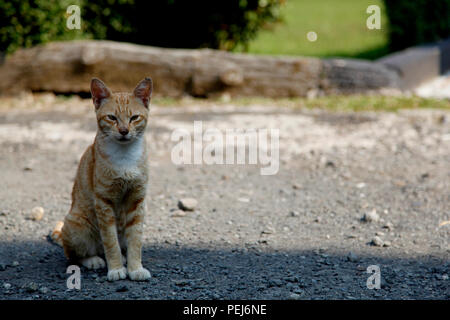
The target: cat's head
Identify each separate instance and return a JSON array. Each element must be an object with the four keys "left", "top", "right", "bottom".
[{"left": 90, "top": 77, "right": 152, "bottom": 144}]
